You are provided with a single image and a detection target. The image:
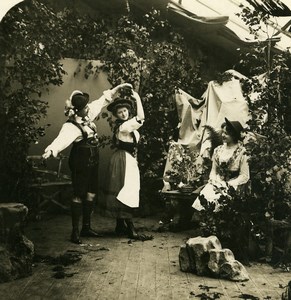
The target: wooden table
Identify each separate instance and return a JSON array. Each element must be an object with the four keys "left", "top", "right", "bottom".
[{"left": 161, "top": 190, "right": 198, "bottom": 231}]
